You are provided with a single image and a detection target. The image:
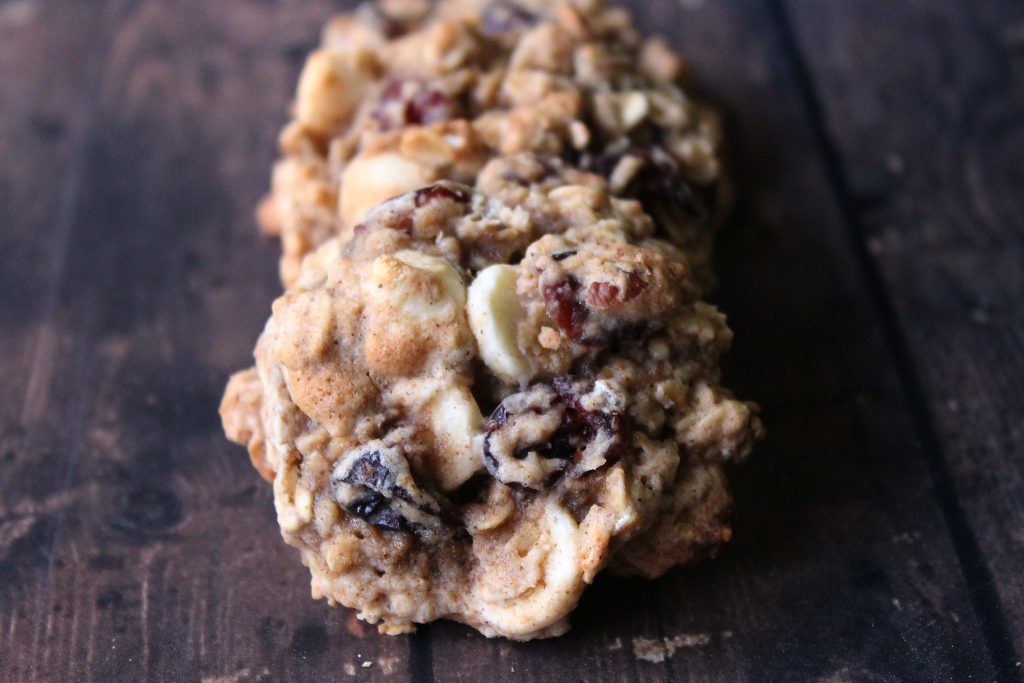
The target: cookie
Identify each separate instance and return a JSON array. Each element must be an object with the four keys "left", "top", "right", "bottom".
[
  {"left": 222, "top": 0, "right": 762, "bottom": 640},
  {"left": 222, "top": 177, "right": 761, "bottom": 638},
  {"left": 257, "top": 0, "right": 728, "bottom": 289}
]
